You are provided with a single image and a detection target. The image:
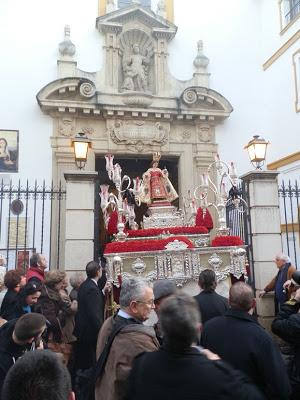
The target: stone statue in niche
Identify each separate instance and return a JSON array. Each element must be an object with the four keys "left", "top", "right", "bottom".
[{"left": 121, "top": 44, "right": 152, "bottom": 92}]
